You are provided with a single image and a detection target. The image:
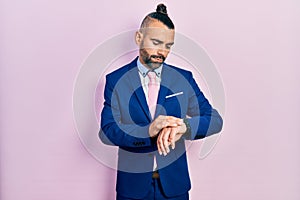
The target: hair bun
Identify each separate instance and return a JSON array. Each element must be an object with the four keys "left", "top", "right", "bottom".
[{"left": 156, "top": 3, "right": 168, "bottom": 15}]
